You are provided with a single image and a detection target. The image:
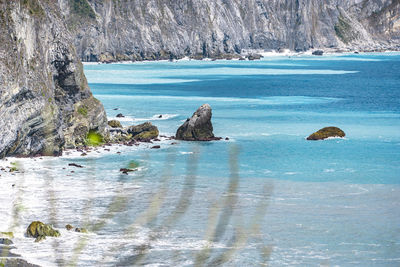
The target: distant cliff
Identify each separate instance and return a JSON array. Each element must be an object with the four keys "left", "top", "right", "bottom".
[
  {"left": 59, "top": 0, "right": 400, "bottom": 62},
  {"left": 0, "top": 1, "right": 107, "bottom": 157}
]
